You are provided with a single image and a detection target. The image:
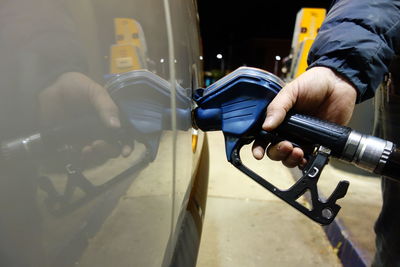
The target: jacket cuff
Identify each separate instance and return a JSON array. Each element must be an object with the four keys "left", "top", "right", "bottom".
[{"left": 308, "top": 57, "right": 374, "bottom": 103}]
